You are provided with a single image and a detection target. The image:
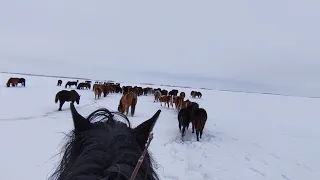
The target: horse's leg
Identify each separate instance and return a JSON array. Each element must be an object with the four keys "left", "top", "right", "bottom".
[
  {"left": 192, "top": 121, "right": 195, "bottom": 133},
  {"left": 178, "top": 117, "right": 182, "bottom": 132},
  {"left": 181, "top": 126, "right": 186, "bottom": 137},
  {"left": 126, "top": 106, "right": 129, "bottom": 115},
  {"left": 59, "top": 100, "right": 64, "bottom": 111},
  {"left": 196, "top": 130, "right": 200, "bottom": 141}
]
